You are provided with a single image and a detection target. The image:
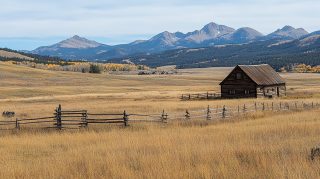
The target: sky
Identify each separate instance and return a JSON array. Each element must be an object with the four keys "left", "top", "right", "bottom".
[{"left": 0, "top": 0, "right": 319, "bottom": 50}]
